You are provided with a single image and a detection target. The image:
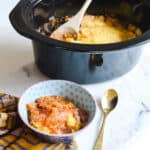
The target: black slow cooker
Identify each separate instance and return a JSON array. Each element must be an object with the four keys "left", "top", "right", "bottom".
[{"left": 10, "top": 0, "right": 150, "bottom": 84}]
